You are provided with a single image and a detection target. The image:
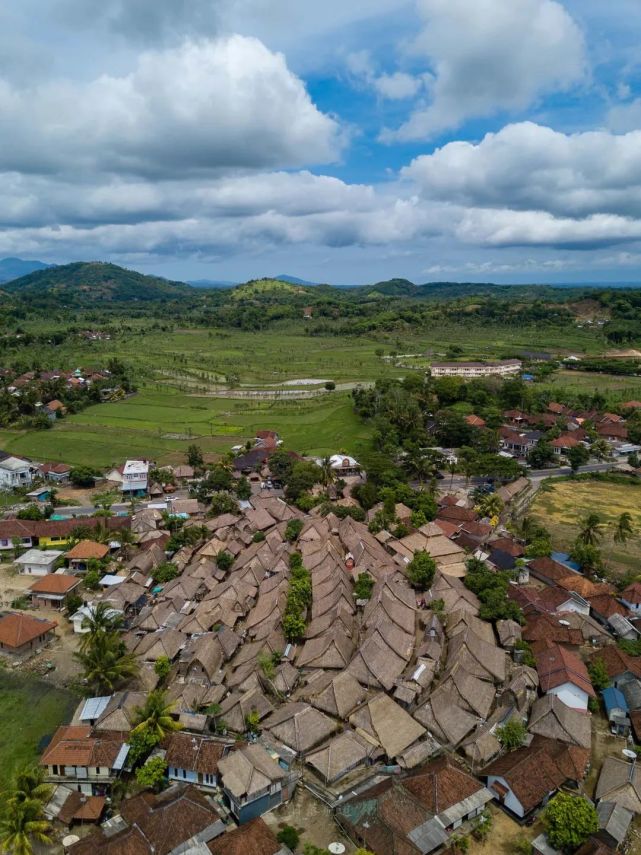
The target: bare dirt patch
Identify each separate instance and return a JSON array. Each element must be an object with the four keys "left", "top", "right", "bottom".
[{"left": 263, "top": 785, "right": 354, "bottom": 853}]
